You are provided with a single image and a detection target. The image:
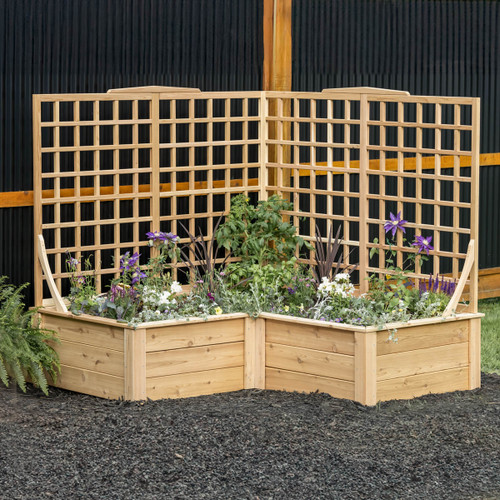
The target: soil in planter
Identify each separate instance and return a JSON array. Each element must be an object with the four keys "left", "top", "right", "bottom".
[{"left": 0, "top": 374, "right": 499, "bottom": 500}]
